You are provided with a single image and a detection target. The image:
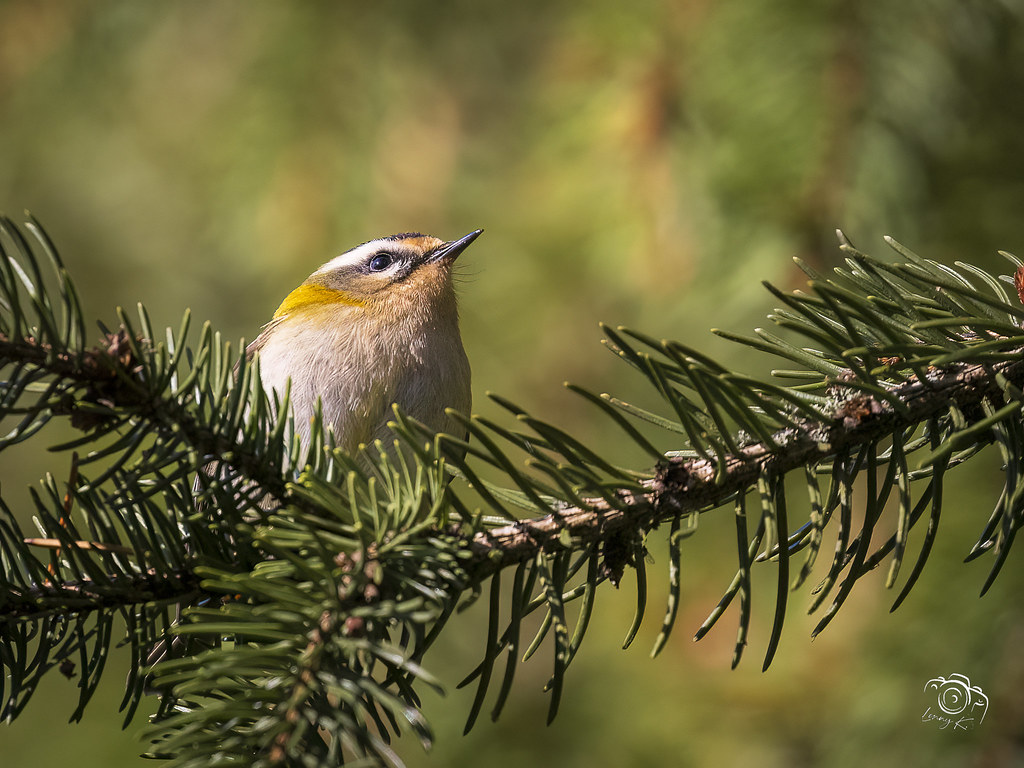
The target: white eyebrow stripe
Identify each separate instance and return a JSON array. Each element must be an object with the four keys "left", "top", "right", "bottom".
[{"left": 313, "top": 239, "right": 393, "bottom": 275}]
